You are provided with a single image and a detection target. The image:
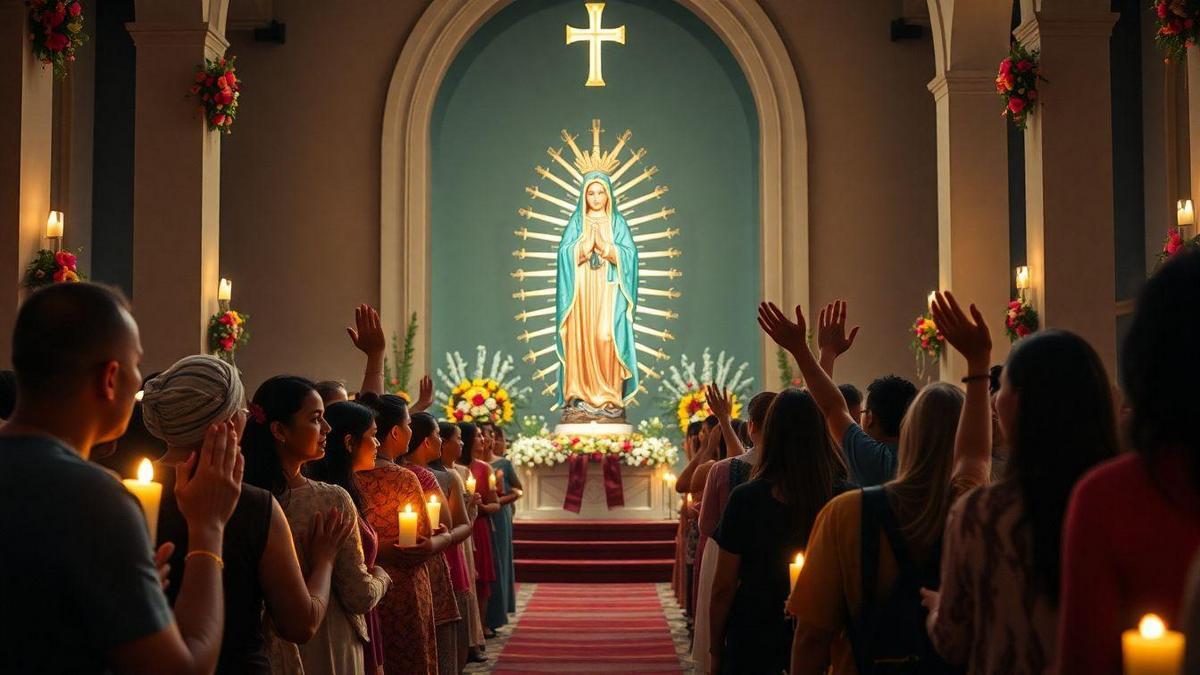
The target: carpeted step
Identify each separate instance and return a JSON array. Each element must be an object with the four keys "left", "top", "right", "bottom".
[
  {"left": 513, "top": 519, "right": 677, "bottom": 542},
  {"left": 514, "top": 558, "right": 674, "bottom": 583},
  {"left": 514, "top": 538, "right": 676, "bottom": 561}
]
